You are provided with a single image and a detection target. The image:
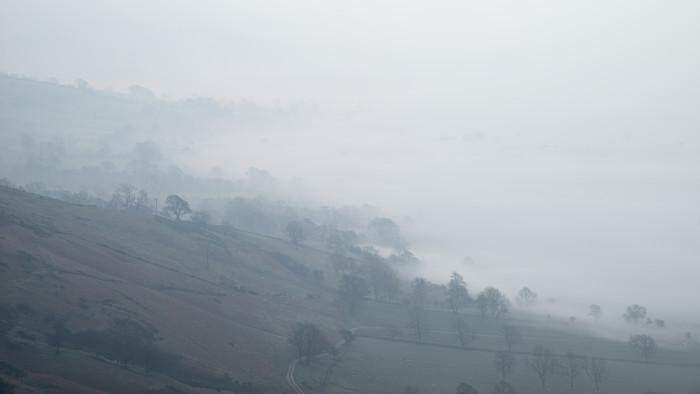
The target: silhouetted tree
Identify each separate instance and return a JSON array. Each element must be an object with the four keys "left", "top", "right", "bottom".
[
  {"left": 337, "top": 275, "right": 369, "bottom": 315},
  {"left": 629, "top": 334, "right": 657, "bottom": 361},
  {"left": 624, "top": 304, "right": 647, "bottom": 324},
  {"left": 493, "top": 351, "right": 516, "bottom": 382},
  {"left": 407, "top": 305, "right": 430, "bottom": 342},
  {"left": 111, "top": 183, "right": 148, "bottom": 212},
  {"left": 447, "top": 272, "right": 469, "bottom": 313},
  {"left": 312, "top": 269, "right": 324, "bottom": 285},
  {"left": 525, "top": 345, "right": 559, "bottom": 389},
  {"left": 477, "top": 287, "right": 510, "bottom": 319},
  {"left": 583, "top": 356, "right": 609, "bottom": 392},
  {"left": 288, "top": 322, "right": 328, "bottom": 365},
  {"left": 285, "top": 220, "right": 304, "bottom": 249},
  {"left": 163, "top": 194, "right": 191, "bottom": 220},
  {"left": 366, "top": 258, "right": 400, "bottom": 302},
  {"left": 588, "top": 304, "right": 603, "bottom": 323},
  {"left": 452, "top": 319, "right": 477, "bottom": 348},
  {"left": 516, "top": 287, "right": 537, "bottom": 307},
  {"left": 411, "top": 277, "right": 429, "bottom": 308},
  {"left": 501, "top": 325, "right": 522, "bottom": 351},
  {"left": 559, "top": 352, "right": 585, "bottom": 389},
  {"left": 368, "top": 217, "right": 402, "bottom": 247}
]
